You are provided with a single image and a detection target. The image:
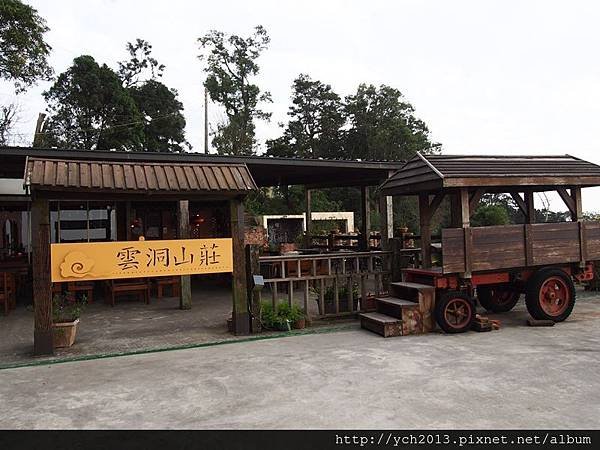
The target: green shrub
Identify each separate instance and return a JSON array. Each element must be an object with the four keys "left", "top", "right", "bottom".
[{"left": 260, "top": 301, "right": 305, "bottom": 330}]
